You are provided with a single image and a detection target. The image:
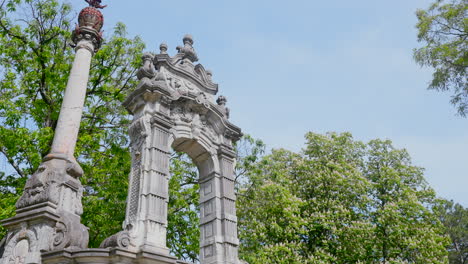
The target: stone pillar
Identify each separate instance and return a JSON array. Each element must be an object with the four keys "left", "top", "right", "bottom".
[
  {"left": 199, "top": 145, "right": 239, "bottom": 264},
  {"left": 218, "top": 146, "right": 239, "bottom": 264},
  {"left": 50, "top": 39, "right": 95, "bottom": 158},
  {"left": 110, "top": 90, "right": 173, "bottom": 255},
  {"left": 199, "top": 158, "right": 222, "bottom": 264},
  {"left": 0, "top": 4, "right": 103, "bottom": 264}
]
